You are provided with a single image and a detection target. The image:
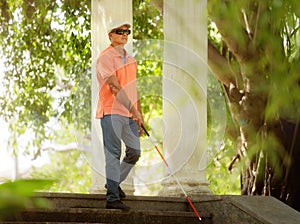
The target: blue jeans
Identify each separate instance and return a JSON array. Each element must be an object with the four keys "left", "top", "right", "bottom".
[{"left": 101, "top": 115, "right": 140, "bottom": 202}]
